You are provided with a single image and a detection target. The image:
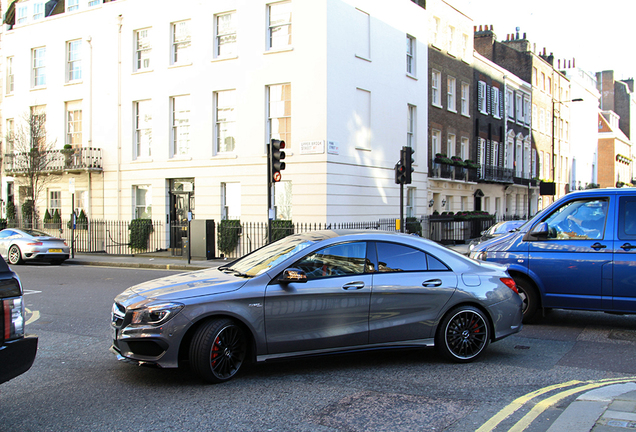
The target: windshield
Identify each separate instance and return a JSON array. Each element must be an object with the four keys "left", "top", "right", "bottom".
[{"left": 222, "top": 232, "right": 332, "bottom": 277}]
